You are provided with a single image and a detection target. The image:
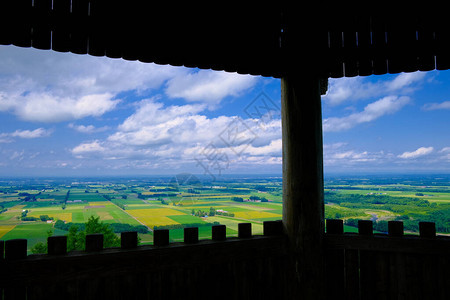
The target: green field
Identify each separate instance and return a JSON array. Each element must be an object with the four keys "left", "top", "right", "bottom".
[{"left": 0, "top": 174, "right": 448, "bottom": 254}]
